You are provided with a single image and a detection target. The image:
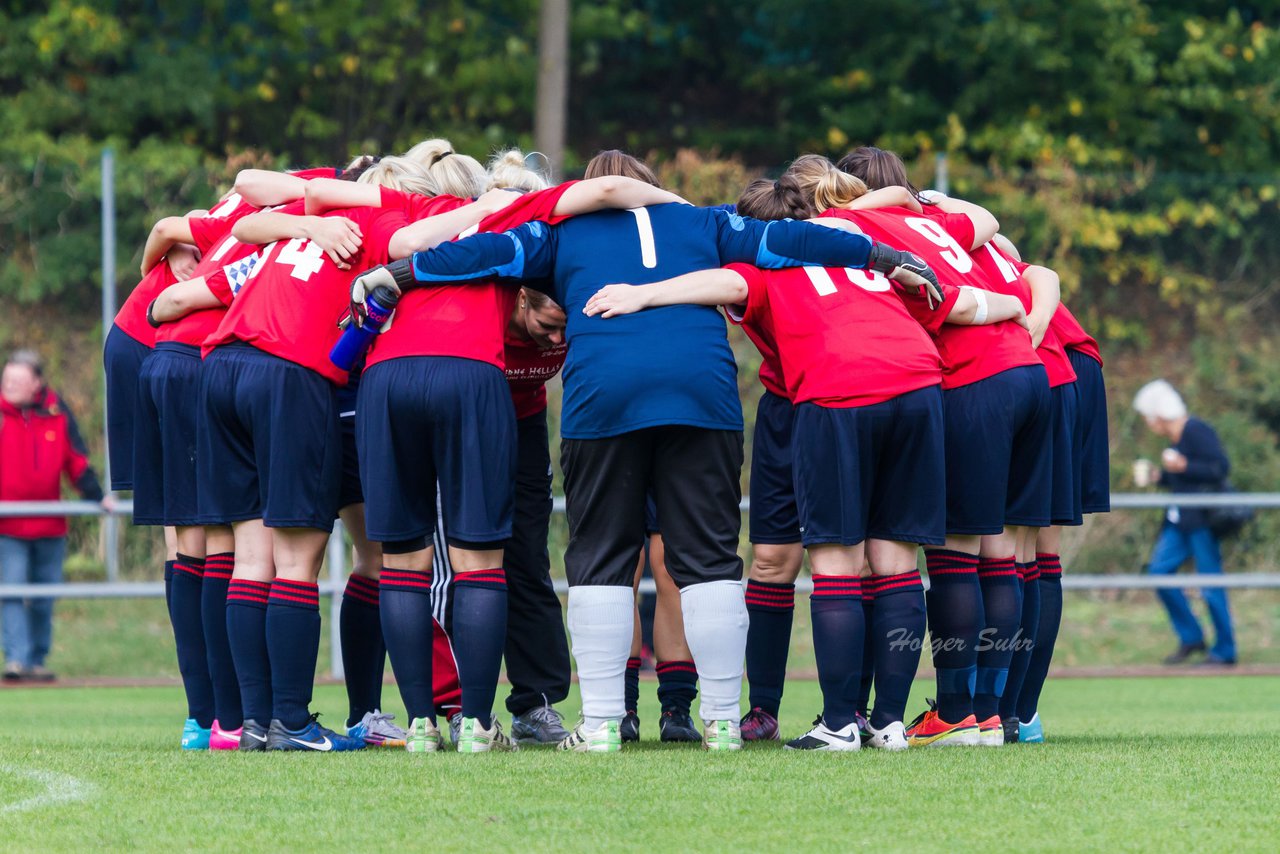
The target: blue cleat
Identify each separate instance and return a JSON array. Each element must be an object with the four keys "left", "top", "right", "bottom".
[
  {"left": 1019, "top": 712, "right": 1045, "bottom": 744},
  {"left": 181, "top": 718, "right": 211, "bottom": 750},
  {"left": 265, "top": 715, "right": 365, "bottom": 752}
]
